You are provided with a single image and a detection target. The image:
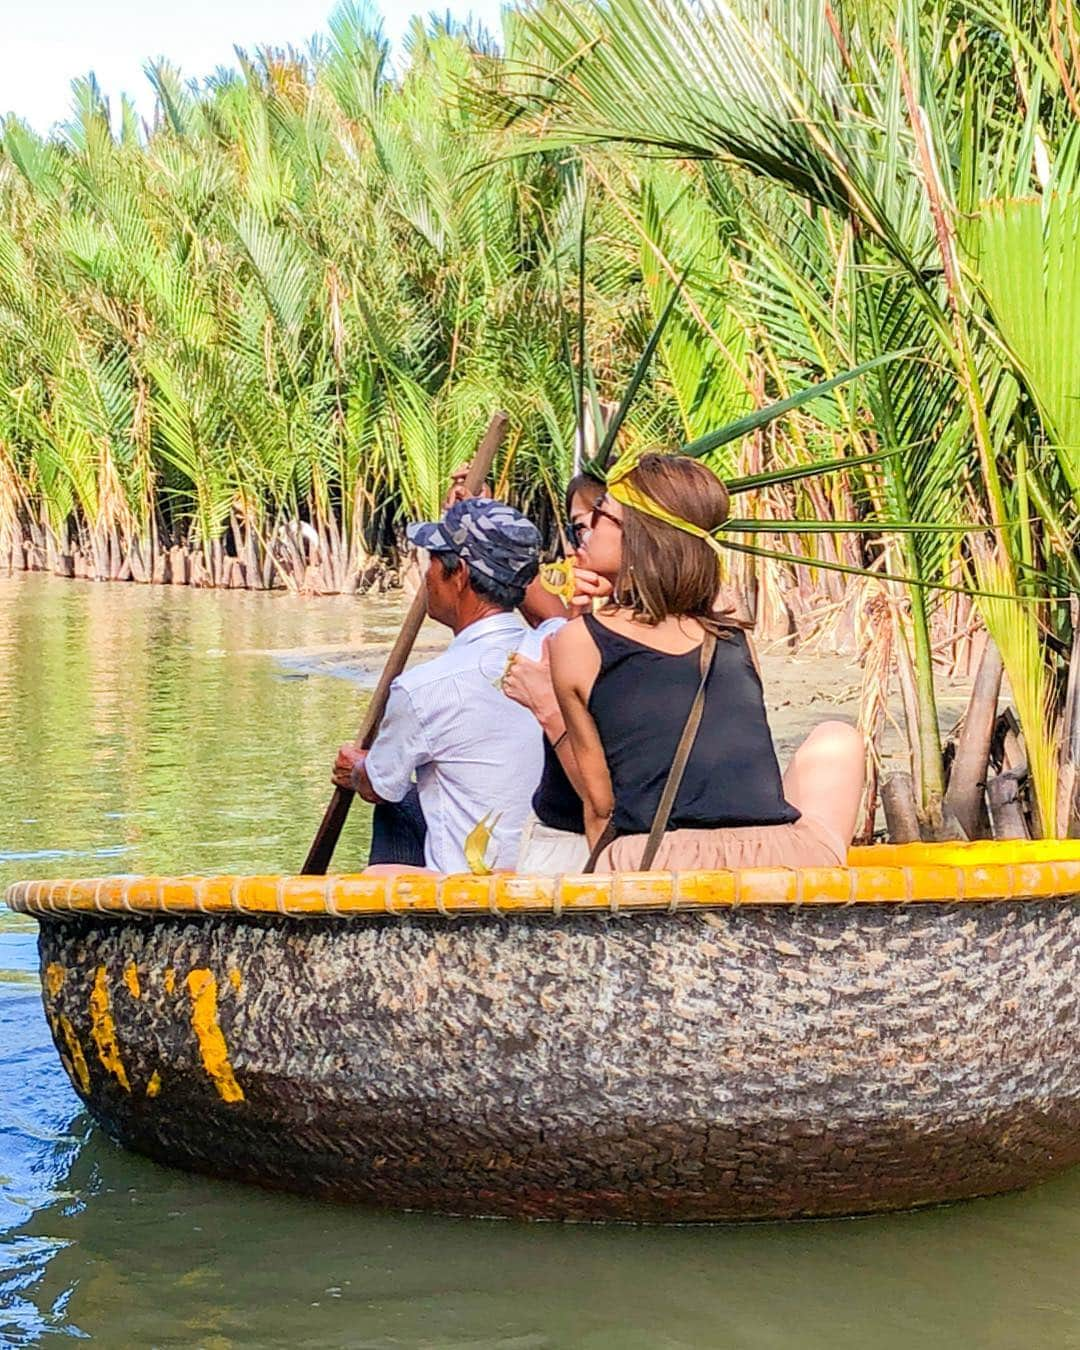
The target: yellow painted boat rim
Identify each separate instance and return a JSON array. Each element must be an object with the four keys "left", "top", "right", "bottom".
[{"left": 6, "top": 840, "right": 1080, "bottom": 918}]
